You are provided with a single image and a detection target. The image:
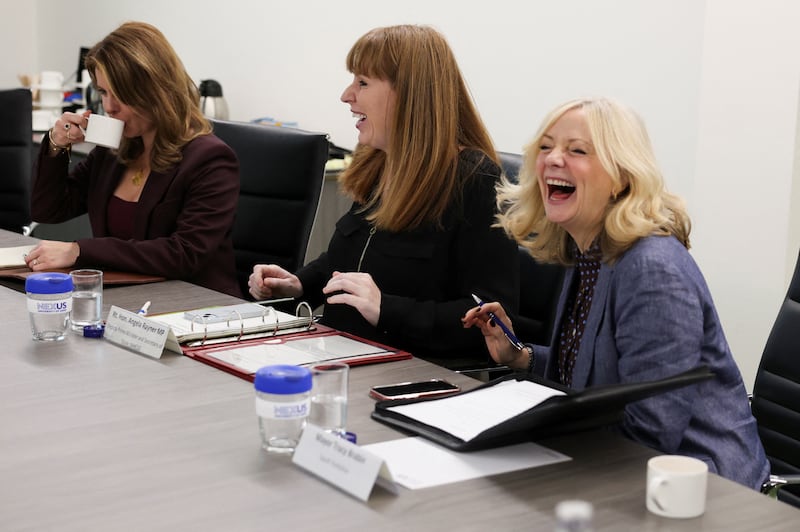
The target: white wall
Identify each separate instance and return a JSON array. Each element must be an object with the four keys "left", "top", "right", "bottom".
[
  {"left": 3, "top": 0, "right": 798, "bottom": 389},
  {"left": 7, "top": 0, "right": 704, "bottom": 195},
  {"left": 0, "top": 2, "right": 37, "bottom": 87},
  {"left": 692, "top": 0, "right": 800, "bottom": 389}
]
